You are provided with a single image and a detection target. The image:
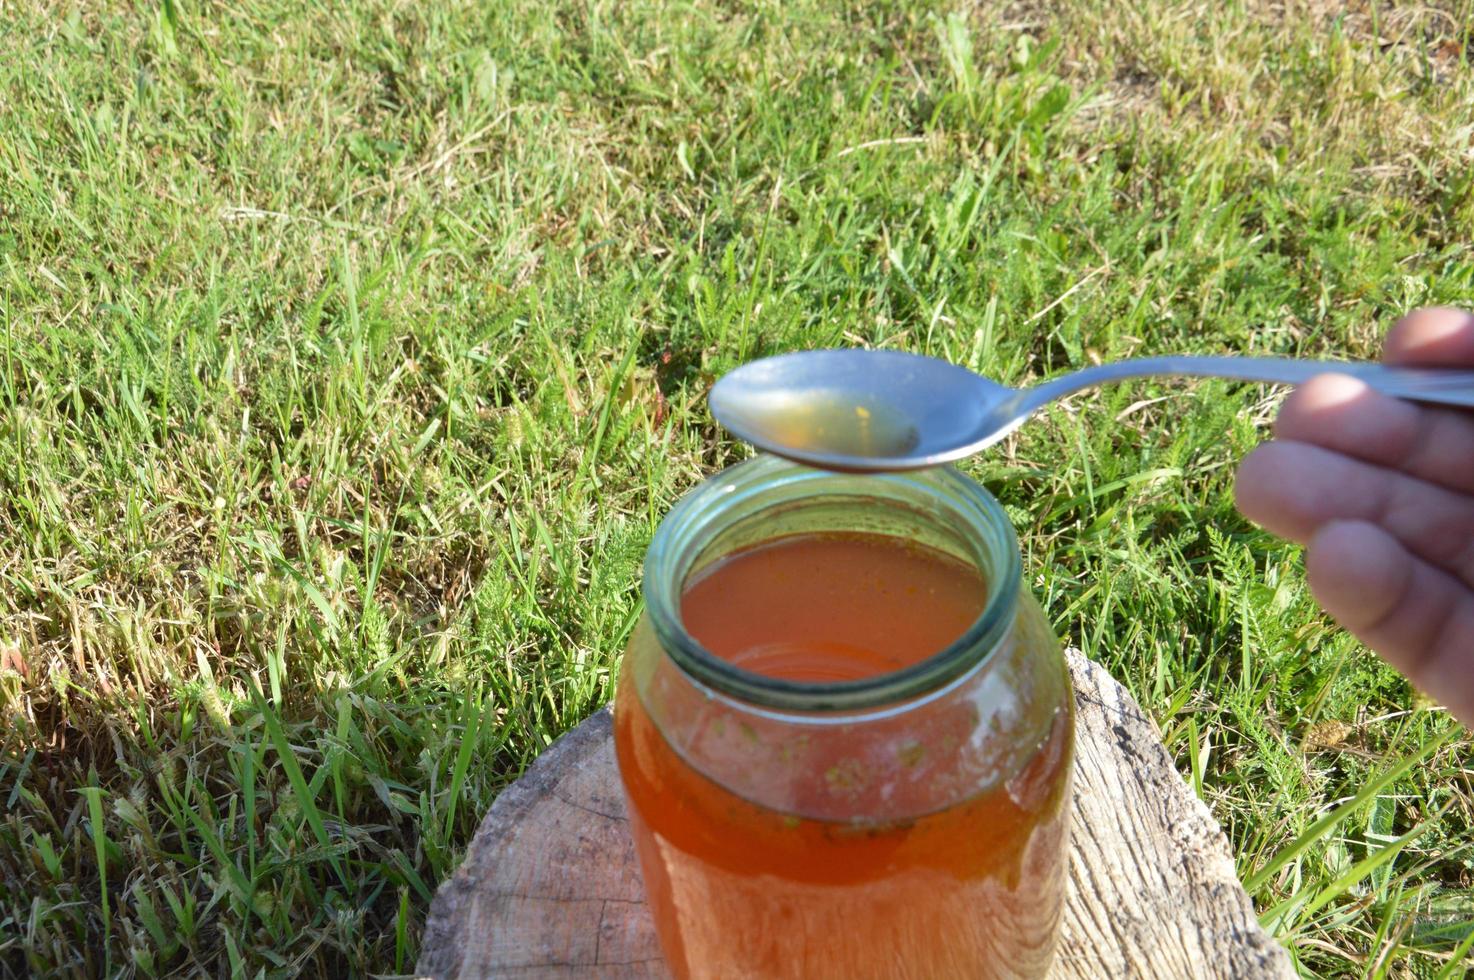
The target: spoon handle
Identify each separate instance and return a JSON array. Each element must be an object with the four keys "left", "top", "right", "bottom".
[{"left": 1024, "top": 356, "right": 1474, "bottom": 412}]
